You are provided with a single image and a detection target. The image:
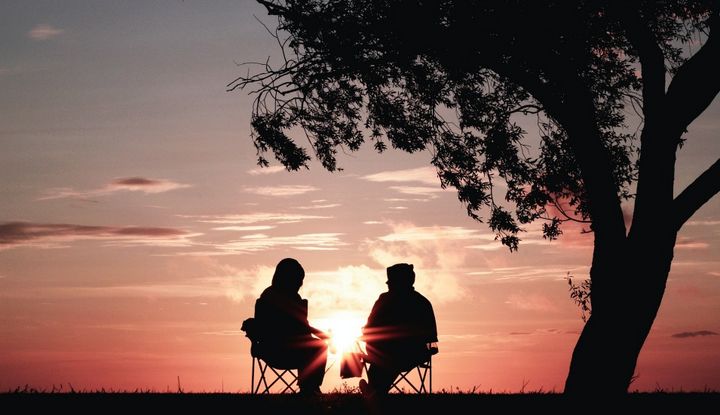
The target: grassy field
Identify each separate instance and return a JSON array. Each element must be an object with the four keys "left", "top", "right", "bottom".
[{"left": 2, "top": 392, "right": 719, "bottom": 413}]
